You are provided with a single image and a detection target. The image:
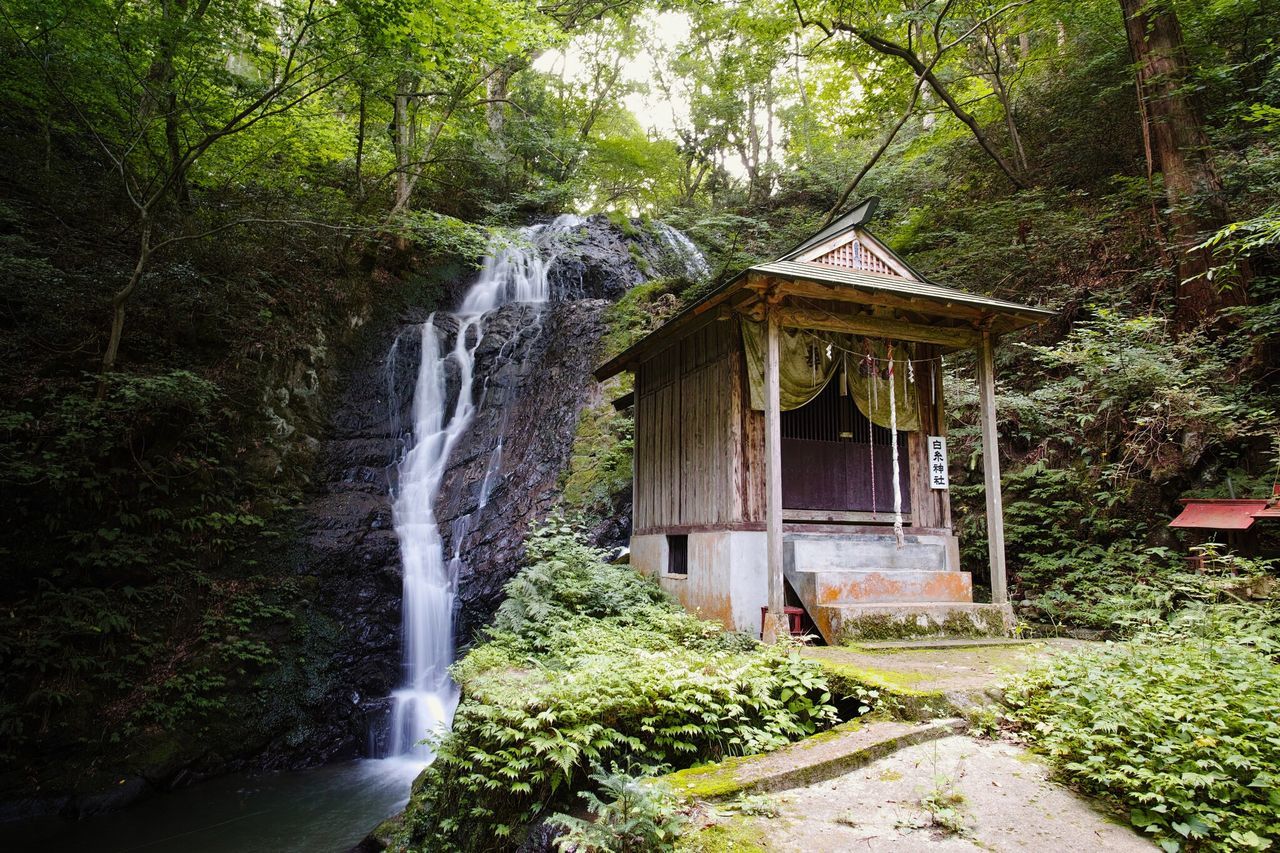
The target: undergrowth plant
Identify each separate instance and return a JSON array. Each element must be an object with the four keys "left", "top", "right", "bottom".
[
  {"left": 401, "top": 523, "right": 837, "bottom": 851},
  {"left": 1006, "top": 610, "right": 1280, "bottom": 851},
  {"left": 549, "top": 765, "right": 684, "bottom": 853}
]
